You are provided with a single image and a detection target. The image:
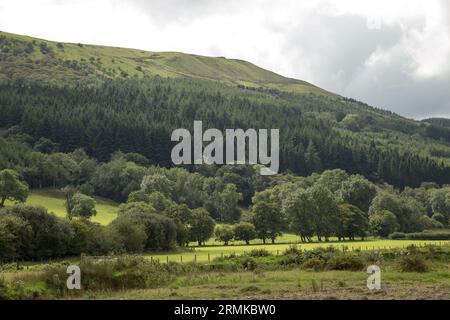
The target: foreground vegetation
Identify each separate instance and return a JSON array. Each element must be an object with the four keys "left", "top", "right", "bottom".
[{"left": 1, "top": 245, "right": 449, "bottom": 300}]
